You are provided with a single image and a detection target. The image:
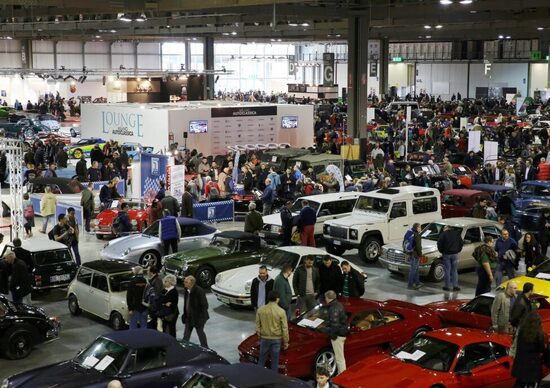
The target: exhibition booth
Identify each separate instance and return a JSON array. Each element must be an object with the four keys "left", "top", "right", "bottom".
[{"left": 80, "top": 101, "right": 314, "bottom": 155}]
